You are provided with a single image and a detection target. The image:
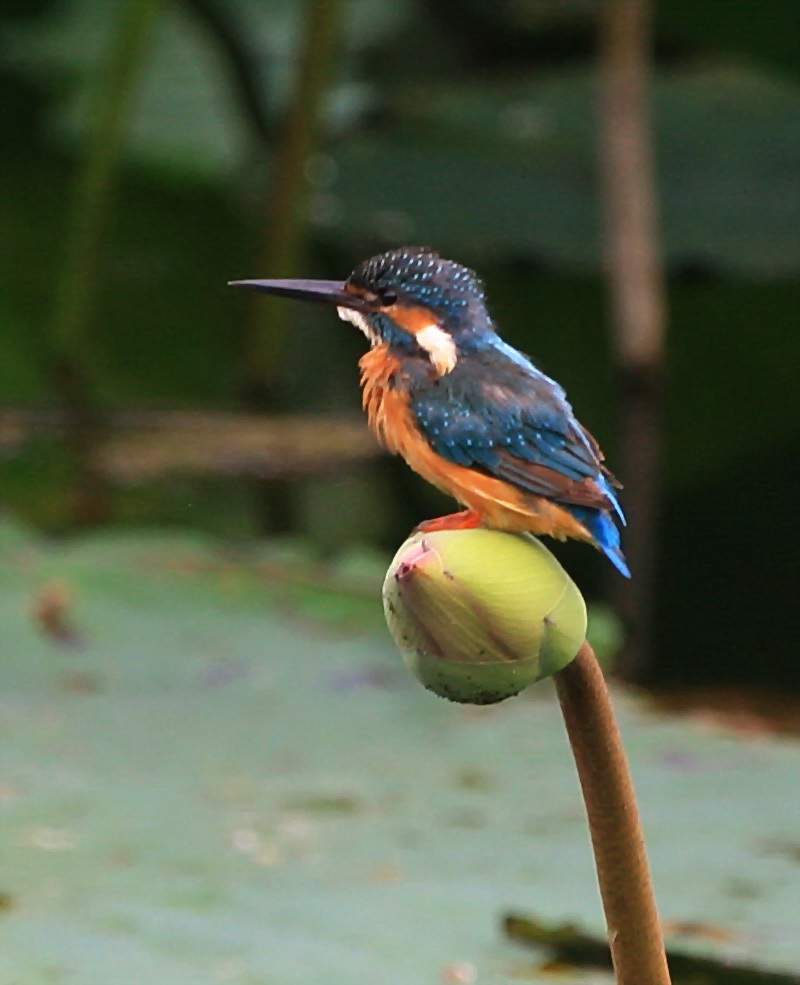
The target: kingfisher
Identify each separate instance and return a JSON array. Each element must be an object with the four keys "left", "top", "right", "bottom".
[{"left": 231, "top": 248, "right": 629, "bottom": 576}]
